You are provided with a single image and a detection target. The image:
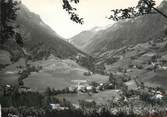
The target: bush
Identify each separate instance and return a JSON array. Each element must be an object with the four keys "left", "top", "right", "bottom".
[
  {"left": 79, "top": 100, "right": 96, "bottom": 109},
  {"left": 105, "top": 57, "right": 119, "bottom": 65},
  {"left": 83, "top": 71, "right": 92, "bottom": 76}
]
